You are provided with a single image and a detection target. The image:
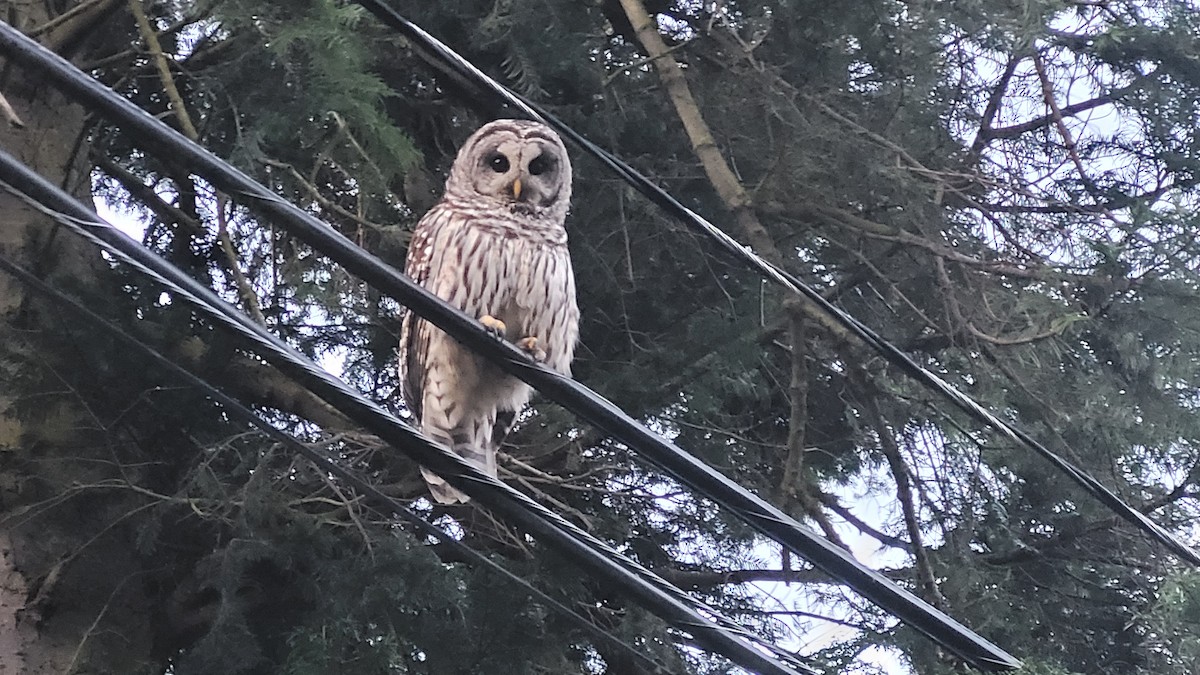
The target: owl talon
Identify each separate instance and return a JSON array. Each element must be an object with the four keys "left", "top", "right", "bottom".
[
  {"left": 480, "top": 315, "right": 507, "bottom": 338},
  {"left": 516, "top": 336, "right": 547, "bottom": 362}
]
